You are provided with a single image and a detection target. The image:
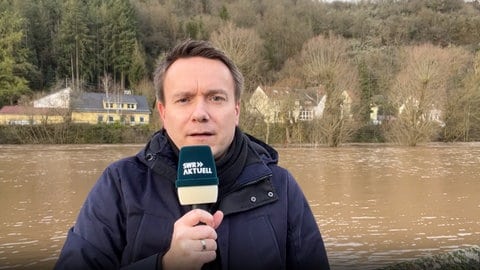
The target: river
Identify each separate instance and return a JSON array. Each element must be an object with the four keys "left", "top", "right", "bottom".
[{"left": 0, "top": 143, "right": 479, "bottom": 269}]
